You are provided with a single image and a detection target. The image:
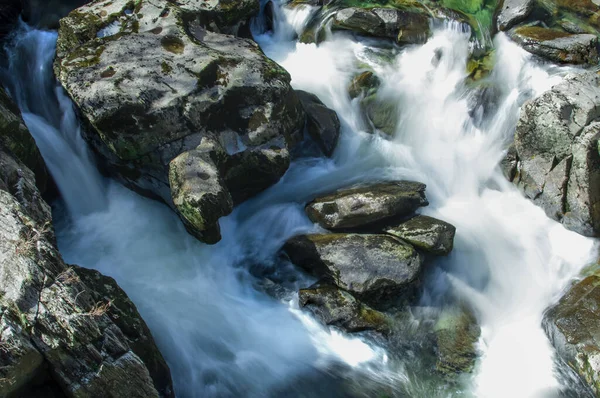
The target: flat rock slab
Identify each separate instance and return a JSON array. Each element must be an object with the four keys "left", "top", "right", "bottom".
[
  {"left": 306, "top": 181, "right": 428, "bottom": 230},
  {"left": 509, "top": 26, "right": 599, "bottom": 65},
  {"left": 332, "top": 7, "right": 430, "bottom": 44},
  {"left": 386, "top": 215, "right": 456, "bottom": 256},
  {"left": 284, "top": 233, "right": 423, "bottom": 307}
]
